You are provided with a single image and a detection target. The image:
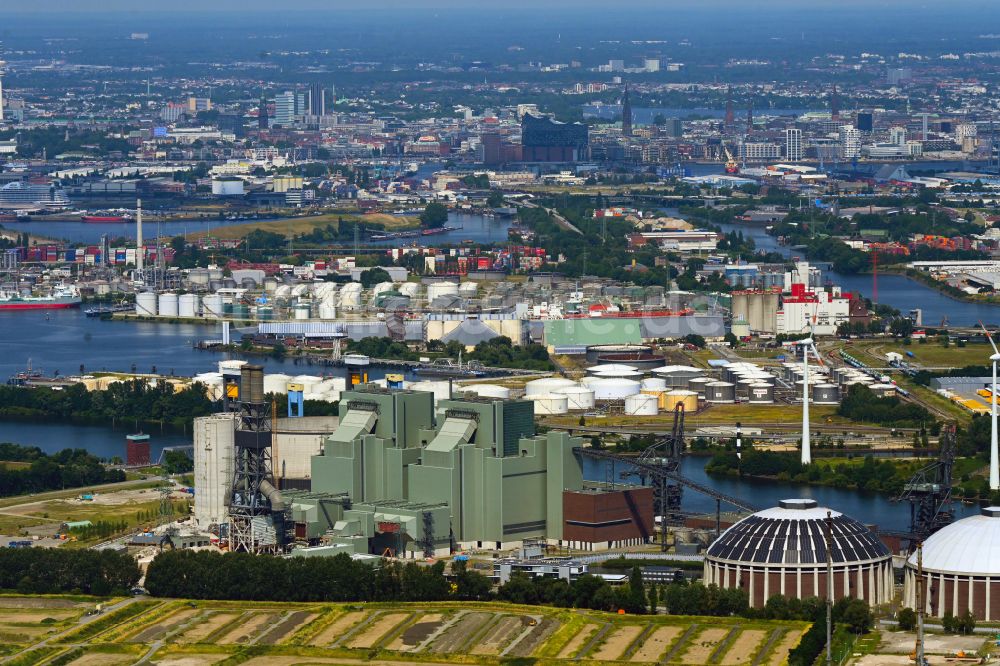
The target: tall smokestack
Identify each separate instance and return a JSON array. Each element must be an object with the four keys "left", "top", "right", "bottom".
[{"left": 136, "top": 199, "right": 144, "bottom": 274}]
